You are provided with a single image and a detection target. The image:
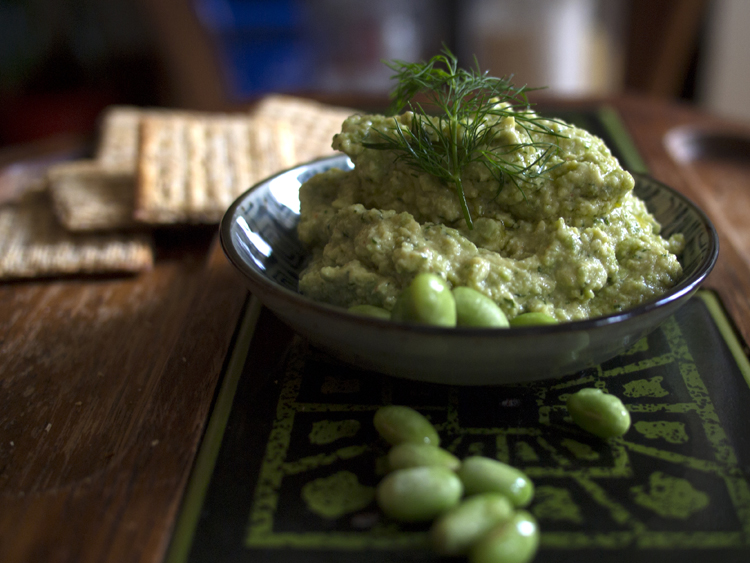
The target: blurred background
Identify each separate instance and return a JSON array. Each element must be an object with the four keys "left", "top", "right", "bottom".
[{"left": 0, "top": 0, "right": 747, "bottom": 148}]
